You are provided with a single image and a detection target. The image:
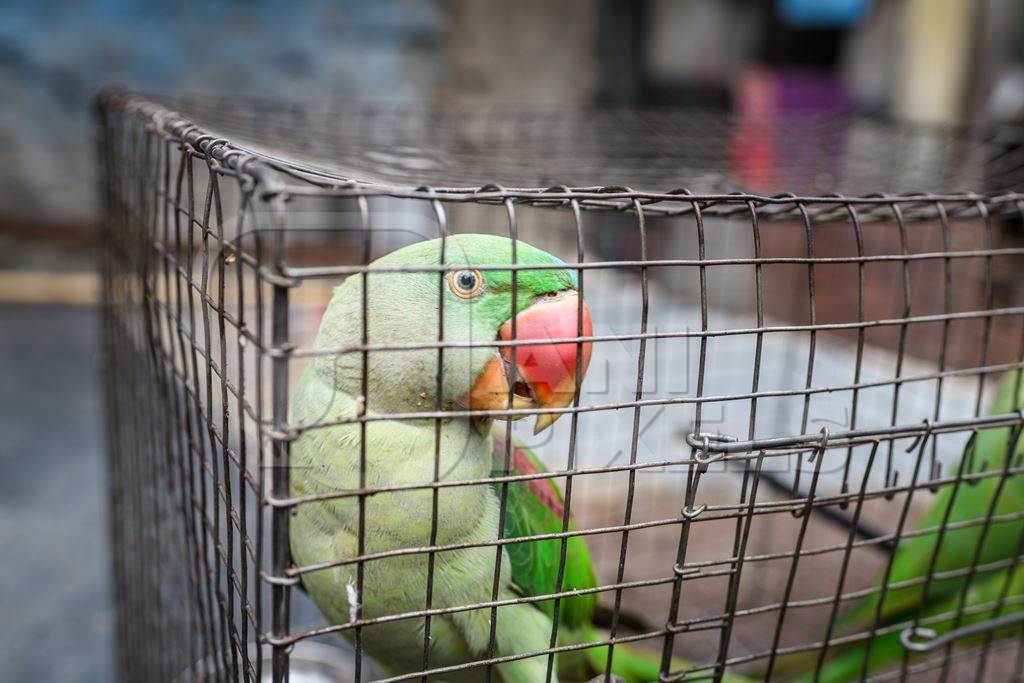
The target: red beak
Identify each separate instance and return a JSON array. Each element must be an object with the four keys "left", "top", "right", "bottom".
[{"left": 463, "top": 291, "right": 592, "bottom": 433}]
